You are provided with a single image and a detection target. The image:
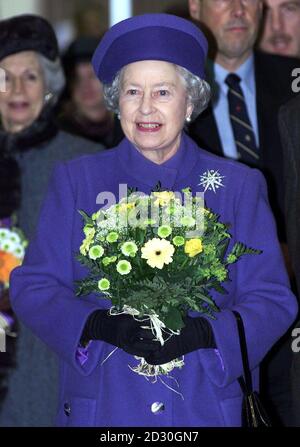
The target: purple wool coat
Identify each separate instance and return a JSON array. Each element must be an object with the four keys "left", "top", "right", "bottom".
[{"left": 10, "top": 133, "right": 297, "bottom": 427}]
